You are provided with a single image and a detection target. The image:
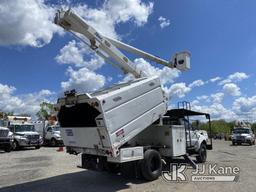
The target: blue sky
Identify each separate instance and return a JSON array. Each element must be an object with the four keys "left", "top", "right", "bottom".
[{"left": 0, "top": 0, "right": 255, "bottom": 121}]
